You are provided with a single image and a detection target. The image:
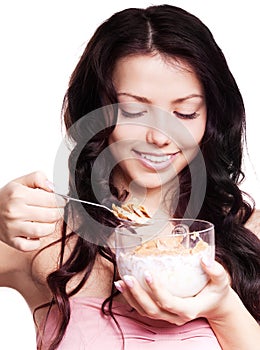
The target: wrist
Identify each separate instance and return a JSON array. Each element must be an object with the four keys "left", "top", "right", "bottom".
[
  {"left": 206, "top": 286, "right": 241, "bottom": 323},
  {"left": 207, "top": 288, "right": 260, "bottom": 350}
]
